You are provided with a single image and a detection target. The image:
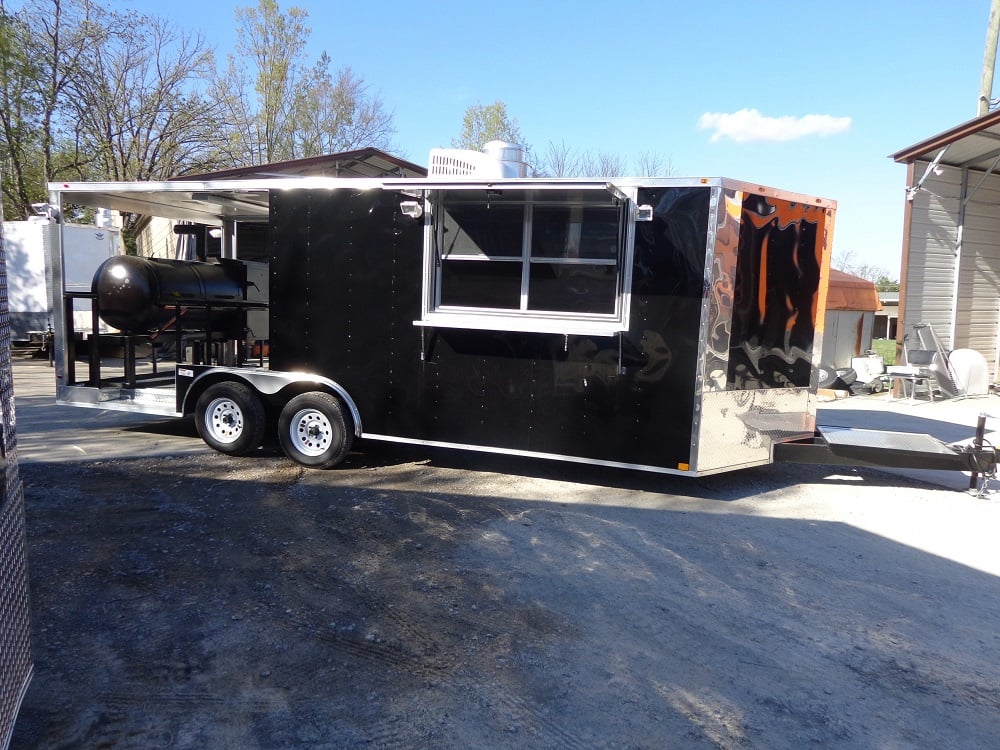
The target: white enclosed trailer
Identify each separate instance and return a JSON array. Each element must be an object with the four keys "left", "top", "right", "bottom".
[{"left": 3, "top": 219, "right": 120, "bottom": 343}]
